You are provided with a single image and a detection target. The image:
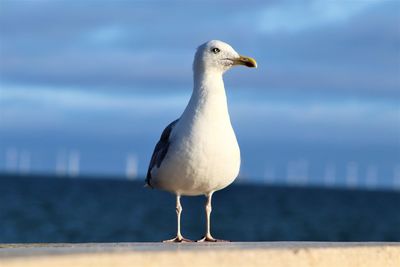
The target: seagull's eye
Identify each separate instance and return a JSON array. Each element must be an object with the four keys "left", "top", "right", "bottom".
[{"left": 211, "top": 47, "right": 220, "bottom": 54}]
